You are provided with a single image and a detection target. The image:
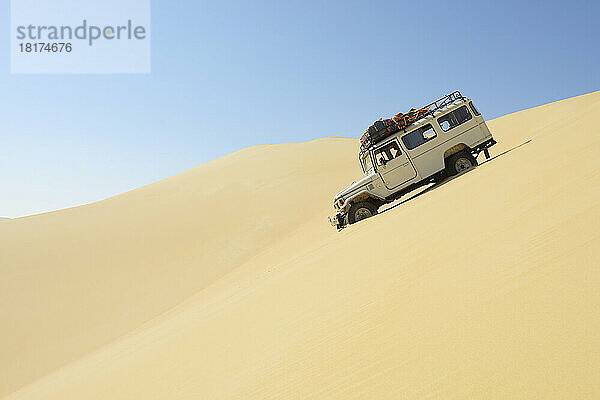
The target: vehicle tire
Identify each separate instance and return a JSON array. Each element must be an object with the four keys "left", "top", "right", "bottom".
[
  {"left": 347, "top": 201, "right": 378, "bottom": 224},
  {"left": 446, "top": 151, "right": 478, "bottom": 176}
]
